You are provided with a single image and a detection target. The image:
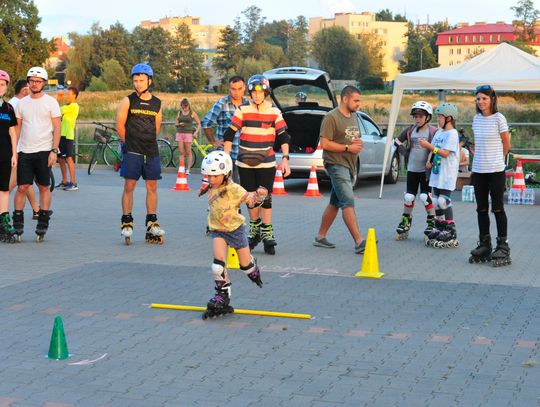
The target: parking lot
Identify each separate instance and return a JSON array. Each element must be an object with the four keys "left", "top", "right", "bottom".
[{"left": 1, "top": 170, "right": 539, "bottom": 407}]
